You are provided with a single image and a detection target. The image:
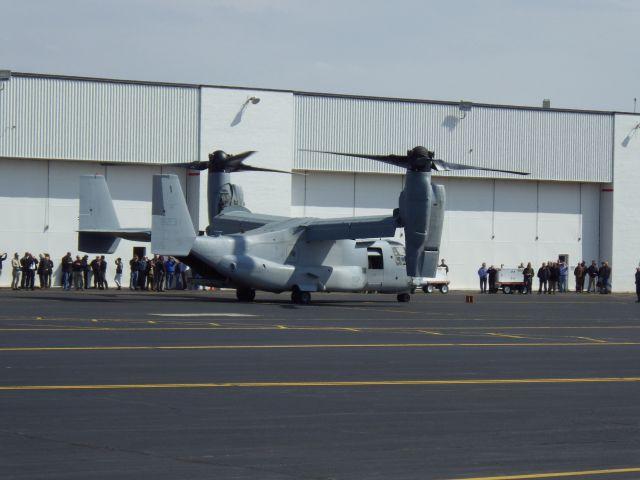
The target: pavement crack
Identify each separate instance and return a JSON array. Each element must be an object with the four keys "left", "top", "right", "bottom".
[{"left": 1, "top": 429, "right": 328, "bottom": 479}]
